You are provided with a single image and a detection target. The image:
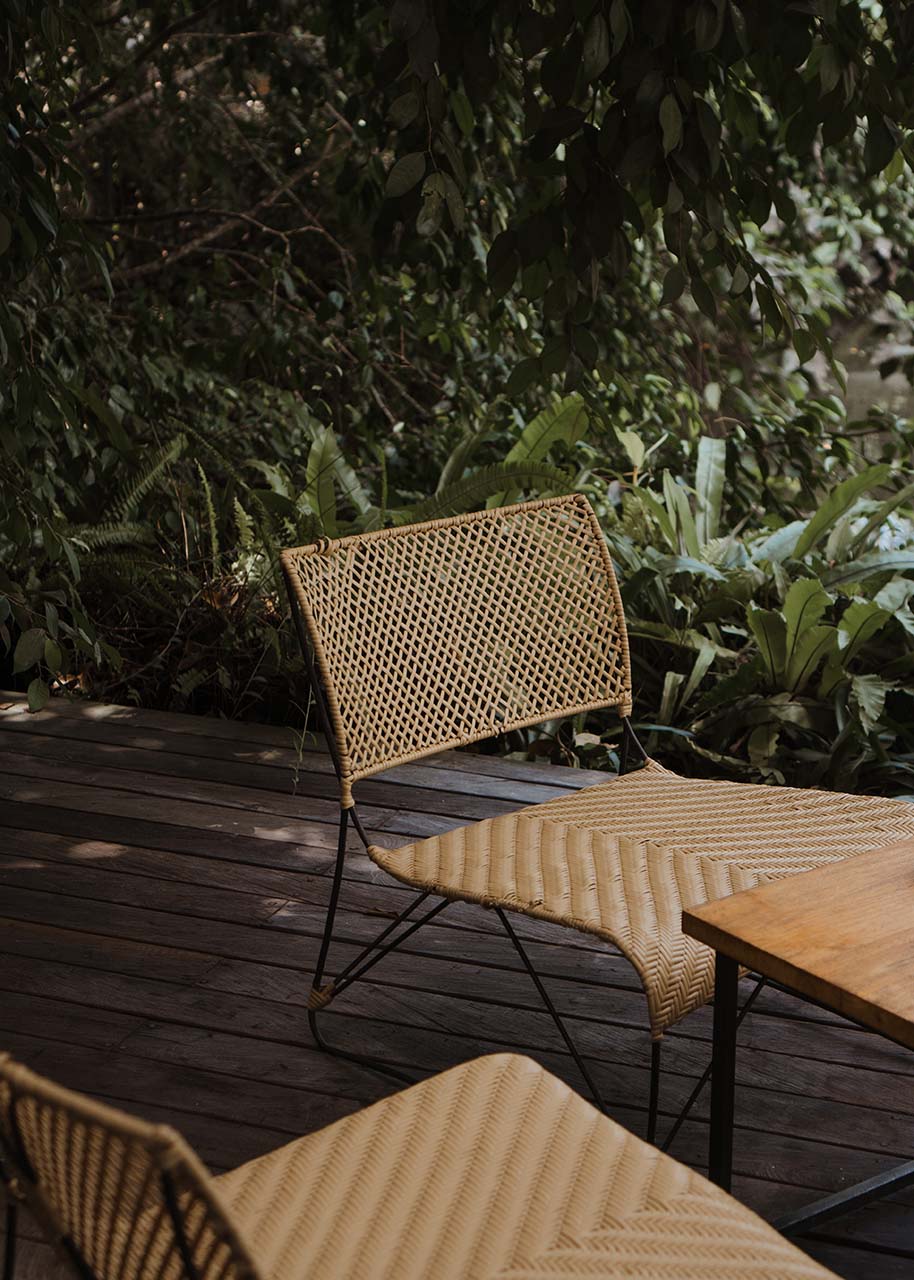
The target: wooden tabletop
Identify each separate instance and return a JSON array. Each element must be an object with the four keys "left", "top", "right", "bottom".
[{"left": 683, "top": 837, "right": 914, "bottom": 1052}]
